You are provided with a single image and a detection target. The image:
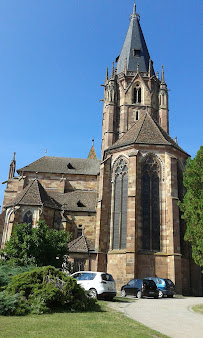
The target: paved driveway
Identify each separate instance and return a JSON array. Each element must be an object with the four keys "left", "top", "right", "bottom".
[{"left": 109, "top": 296, "right": 203, "bottom": 338}]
